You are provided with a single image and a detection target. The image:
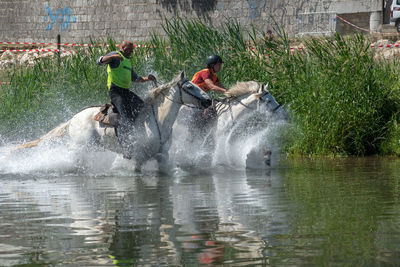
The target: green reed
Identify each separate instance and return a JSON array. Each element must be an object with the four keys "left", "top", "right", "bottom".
[
  {"left": 2, "top": 18, "right": 400, "bottom": 156},
  {"left": 267, "top": 34, "right": 400, "bottom": 156},
  {"left": 0, "top": 42, "right": 107, "bottom": 140}
]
